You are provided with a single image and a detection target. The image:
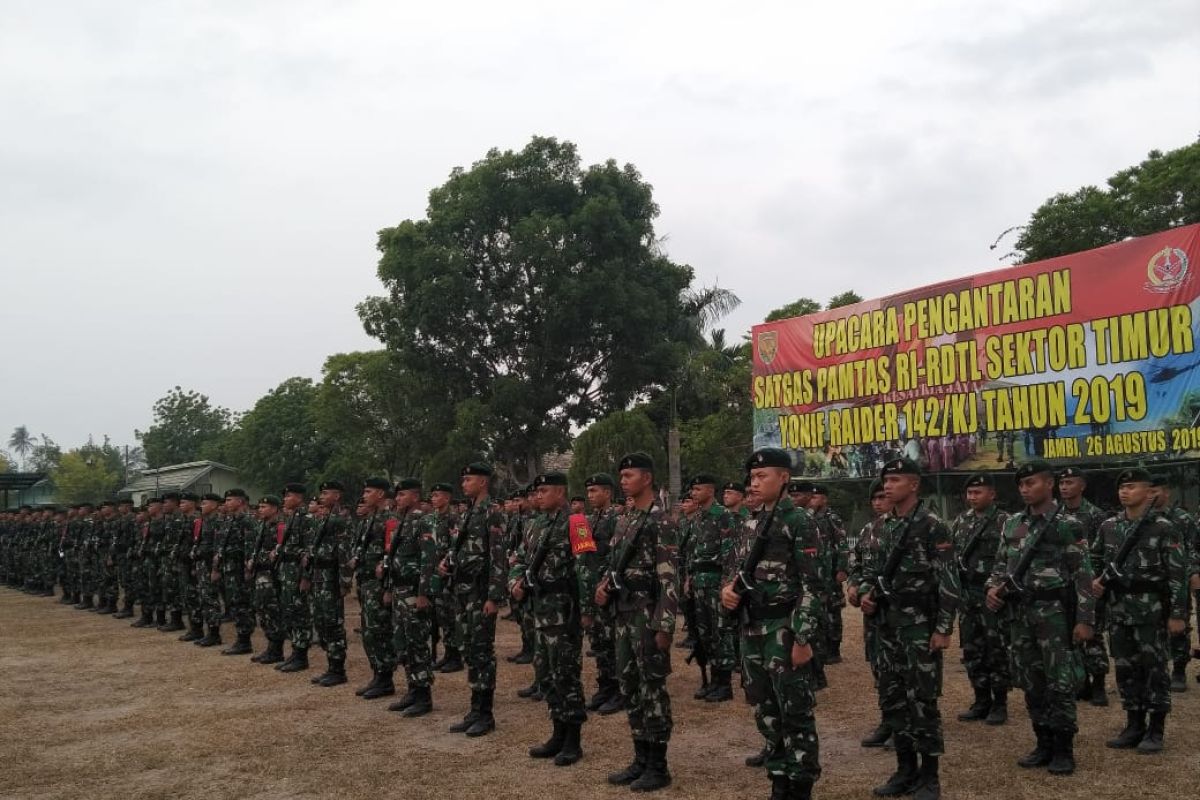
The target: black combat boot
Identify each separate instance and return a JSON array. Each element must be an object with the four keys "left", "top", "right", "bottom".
[
  {"left": 912, "top": 754, "right": 940, "bottom": 800},
  {"left": 401, "top": 685, "right": 432, "bottom": 717},
  {"left": 529, "top": 720, "right": 565, "bottom": 758},
  {"left": 449, "top": 690, "right": 482, "bottom": 733},
  {"left": 826, "top": 642, "right": 842, "bottom": 664},
  {"left": 512, "top": 649, "right": 533, "bottom": 665},
  {"left": 222, "top": 632, "right": 253, "bottom": 655},
  {"left": 356, "top": 671, "right": 380, "bottom": 696},
  {"left": 114, "top": 600, "right": 135, "bottom": 619},
  {"left": 769, "top": 775, "right": 790, "bottom": 800},
  {"left": 1018, "top": 725, "right": 1053, "bottom": 767},
  {"left": 160, "top": 610, "right": 185, "bottom": 632},
  {"left": 1170, "top": 663, "right": 1187, "bottom": 692},
  {"left": 791, "top": 777, "right": 814, "bottom": 800},
  {"left": 517, "top": 681, "right": 540, "bottom": 699},
  {"left": 278, "top": 647, "right": 309, "bottom": 672},
  {"left": 194, "top": 626, "right": 222, "bottom": 647},
  {"left": 553, "top": 723, "right": 583, "bottom": 766},
  {"left": 1047, "top": 731, "right": 1075, "bottom": 775},
  {"left": 1091, "top": 673, "right": 1109, "bottom": 706},
  {"left": 985, "top": 689, "right": 1008, "bottom": 725},
  {"left": 598, "top": 692, "right": 625, "bottom": 715},
  {"left": 1106, "top": 711, "right": 1146, "bottom": 749},
  {"left": 439, "top": 648, "right": 464, "bottom": 673},
  {"left": 131, "top": 608, "right": 154, "bottom": 628},
  {"left": 389, "top": 687, "right": 419, "bottom": 712},
  {"left": 154, "top": 608, "right": 166, "bottom": 626},
  {"left": 362, "top": 670, "right": 395, "bottom": 699},
  {"left": 957, "top": 686, "right": 991, "bottom": 721},
  {"left": 319, "top": 657, "right": 347, "bottom": 687},
  {"left": 609, "top": 741, "right": 648, "bottom": 785},
  {"left": 79, "top": 595, "right": 94, "bottom": 610},
  {"left": 258, "top": 639, "right": 286, "bottom": 665},
  {"left": 587, "top": 680, "right": 616, "bottom": 711},
  {"left": 692, "top": 677, "right": 712, "bottom": 700},
  {"left": 629, "top": 742, "right": 671, "bottom": 792},
  {"left": 1136, "top": 711, "right": 1165, "bottom": 754},
  {"left": 179, "top": 620, "right": 203, "bottom": 642},
  {"left": 861, "top": 721, "right": 892, "bottom": 747},
  {"left": 745, "top": 745, "right": 769, "bottom": 767},
  {"left": 873, "top": 745, "right": 920, "bottom": 796},
  {"left": 705, "top": 670, "right": 733, "bottom": 703},
  {"left": 465, "top": 689, "right": 495, "bottom": 736}
]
